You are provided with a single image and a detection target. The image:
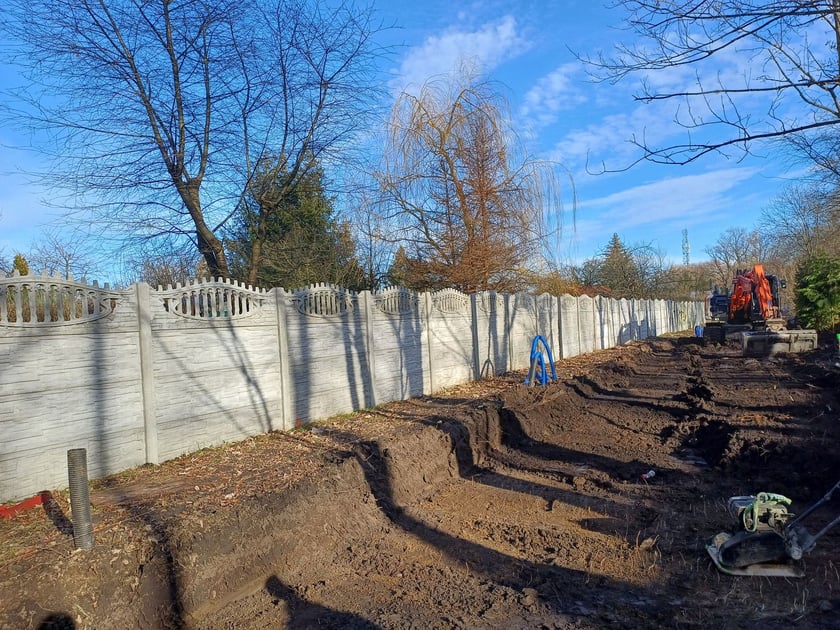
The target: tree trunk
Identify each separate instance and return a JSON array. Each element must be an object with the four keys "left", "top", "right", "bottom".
[
  {"left": 247, "top": 226, "right": 266, "bottom": 288},
  {"left": 196, "top": 227, "right": 229, "bottom": 280},
  {"left": 178, "top": 181, "right": 230, "bottom": 279}
]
